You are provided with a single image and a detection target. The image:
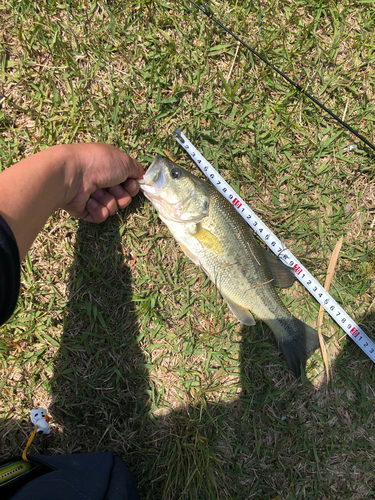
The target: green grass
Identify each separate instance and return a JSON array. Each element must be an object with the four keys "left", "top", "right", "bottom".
[{"left": 1, "top": 0, "right": 375, "bottom": 498}]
